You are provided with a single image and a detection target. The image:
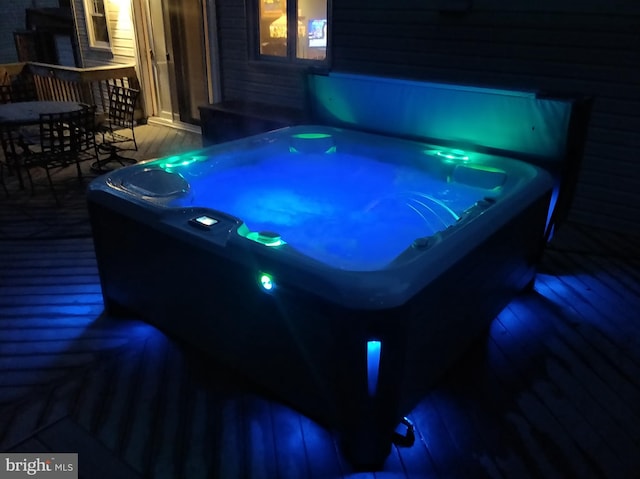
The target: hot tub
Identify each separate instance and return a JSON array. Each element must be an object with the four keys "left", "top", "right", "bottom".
[{"left": 87, "top": 125, "right": 553, "bottom": 467}]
